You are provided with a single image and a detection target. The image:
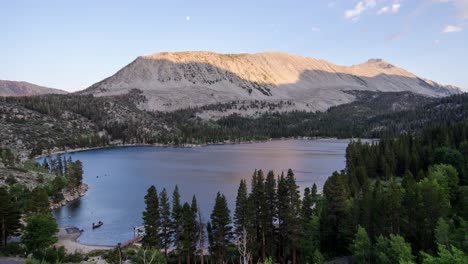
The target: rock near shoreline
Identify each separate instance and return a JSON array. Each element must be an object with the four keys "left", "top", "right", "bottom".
[{"left": 50, "top": 183, "right": 88, "bottom": 210}]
